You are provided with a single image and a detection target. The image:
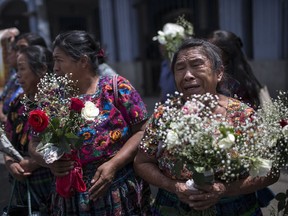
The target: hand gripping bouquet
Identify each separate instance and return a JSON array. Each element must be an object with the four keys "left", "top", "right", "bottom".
[
  {"left": 24, "top": 74, "right": 101, "bottom": 198},
  {"left": 150, "top": 92, "right": 281, "bottom": 216}
]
